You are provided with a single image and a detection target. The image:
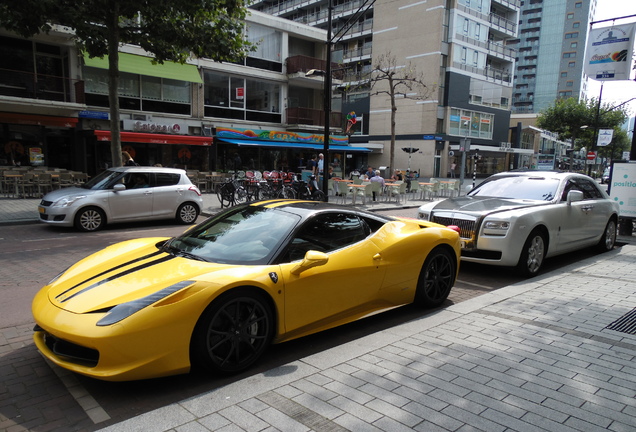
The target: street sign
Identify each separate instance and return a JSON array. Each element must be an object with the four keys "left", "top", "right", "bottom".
[
  {"left": 586, "top": 151, "right": 597, "bottom": 160},
  {"left": 597, "top": 129, "right": 614, "bottom": 147}
]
